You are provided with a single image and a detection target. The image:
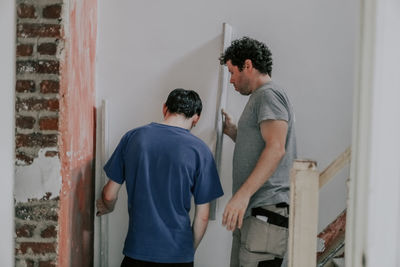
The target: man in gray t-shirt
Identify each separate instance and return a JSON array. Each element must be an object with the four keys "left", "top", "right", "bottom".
[{"left": 219, "top": 37, "right": 297, "bottom": 267}]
